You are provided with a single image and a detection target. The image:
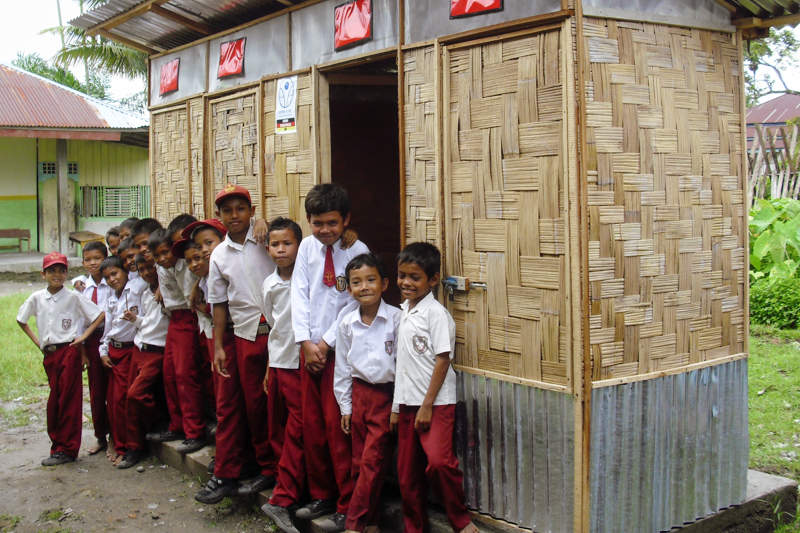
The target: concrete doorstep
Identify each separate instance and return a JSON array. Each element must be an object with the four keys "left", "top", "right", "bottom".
[{"left": 150, "top": 440, "right": 797, "bottom": 533}]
